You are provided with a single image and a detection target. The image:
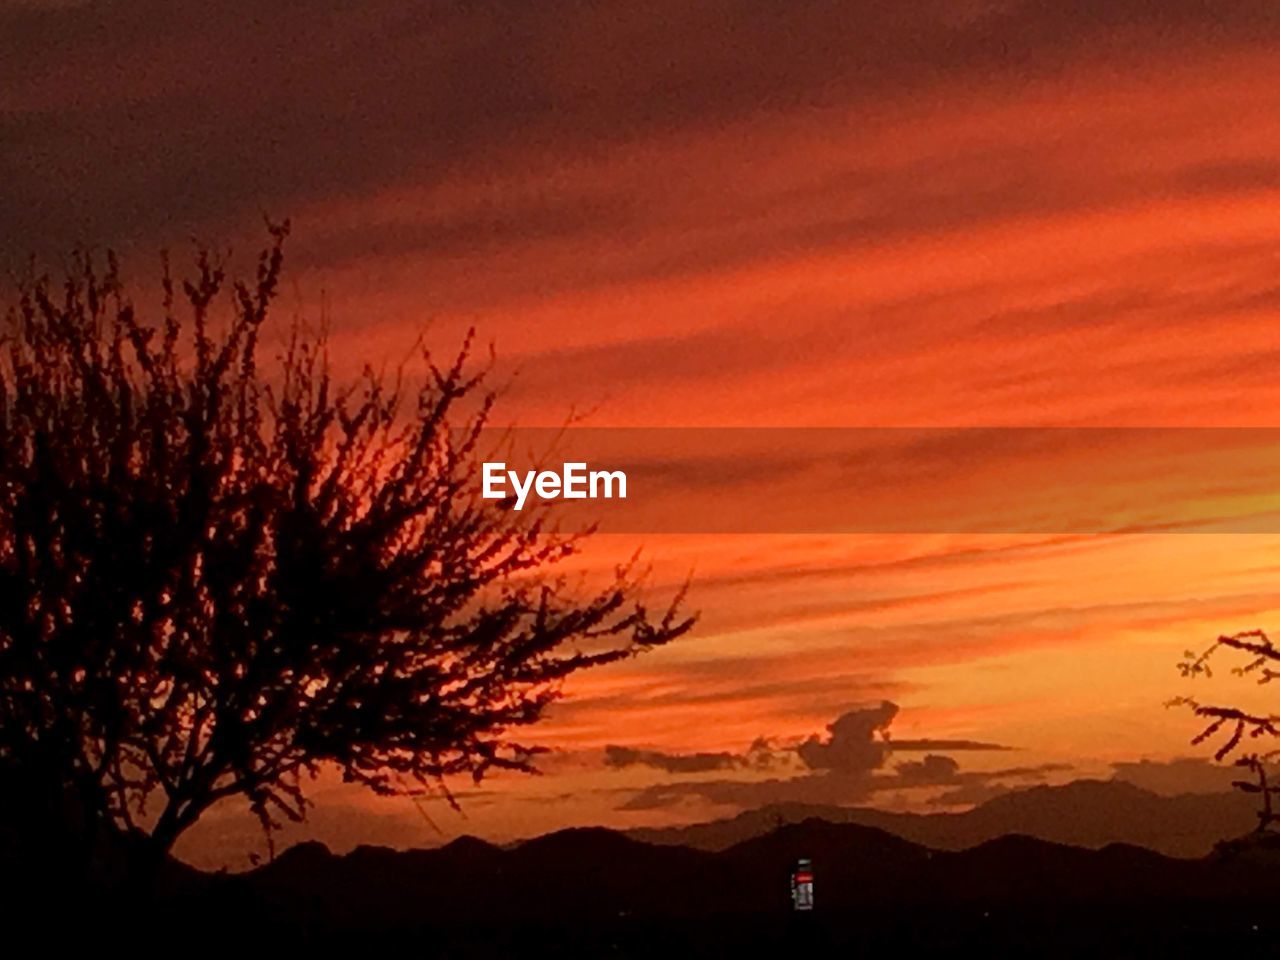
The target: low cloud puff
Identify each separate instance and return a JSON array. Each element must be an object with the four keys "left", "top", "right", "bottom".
[{"left": 606, "top": 701, "right": 1030, "bottom": 812}]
